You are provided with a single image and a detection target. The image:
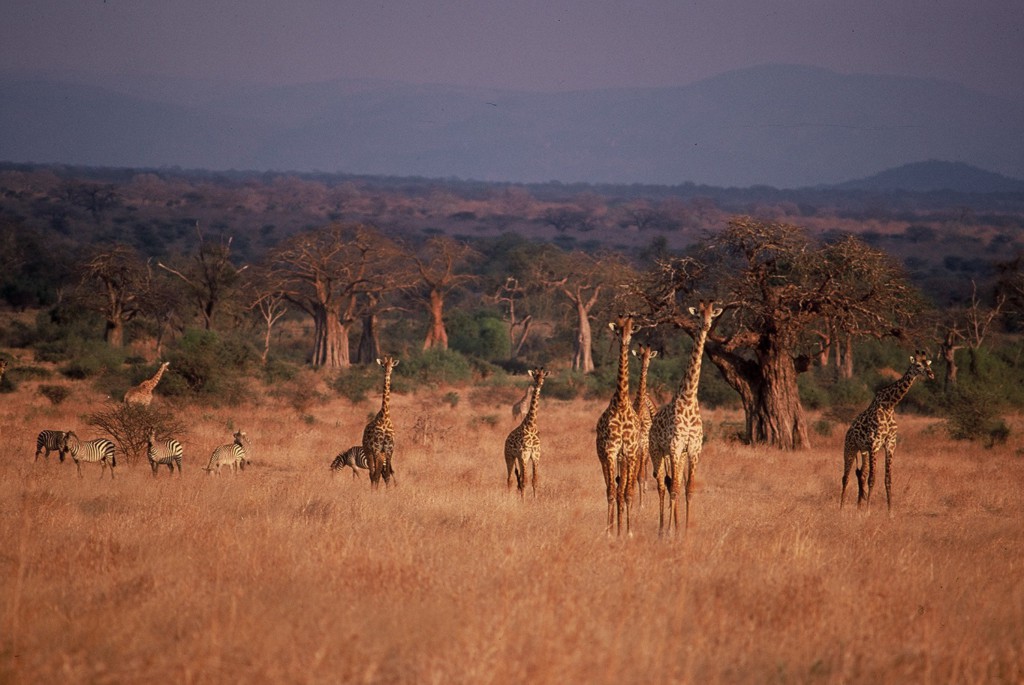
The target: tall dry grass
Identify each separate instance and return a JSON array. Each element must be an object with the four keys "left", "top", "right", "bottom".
[{"left": 1, "top": 383, "right": 1022, "bottom": 684}]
